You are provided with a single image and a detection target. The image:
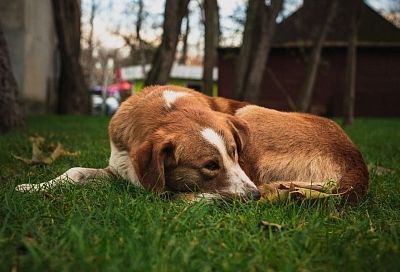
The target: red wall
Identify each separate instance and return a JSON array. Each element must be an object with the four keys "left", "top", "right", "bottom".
[{"left": 218, "top": 47, "right": 400, "bottom": 117}]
